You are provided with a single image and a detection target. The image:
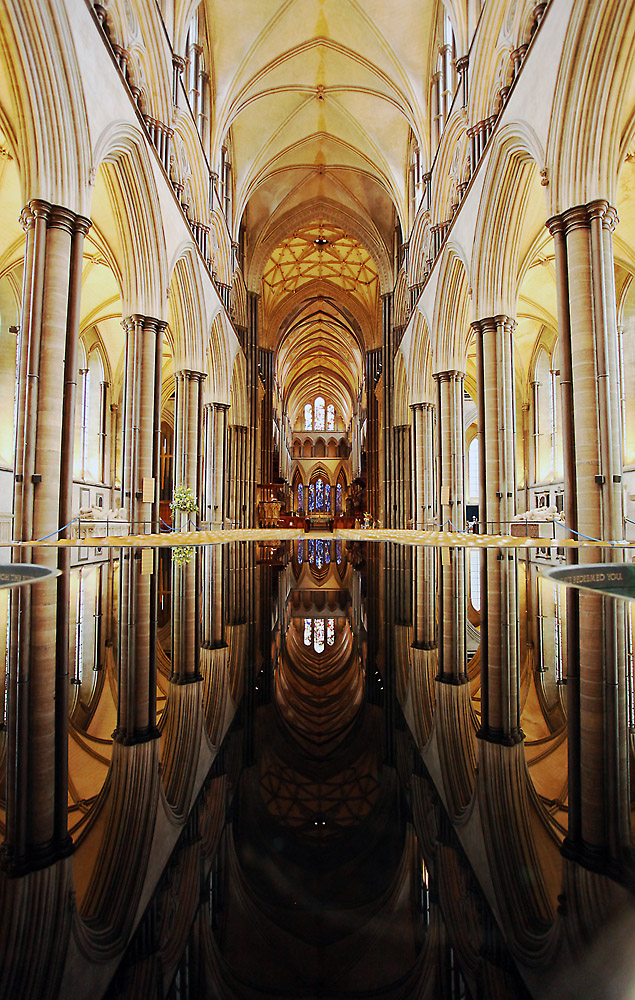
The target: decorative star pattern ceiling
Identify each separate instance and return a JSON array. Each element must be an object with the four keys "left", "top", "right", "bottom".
[{"left": 262, "top": 223, "right": 378, "bottom": 315}]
